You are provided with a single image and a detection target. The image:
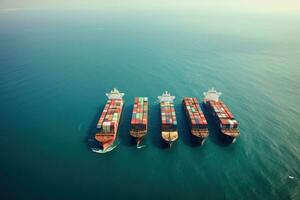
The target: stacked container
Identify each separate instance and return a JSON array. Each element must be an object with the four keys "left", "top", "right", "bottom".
[
  {"left": 183, "top": 97, "right": 208, "bottom": 130},
  {"left": 131, "top": 97, "right": 148, "bottom": 132},
  {"left": 208, "top": 100, "right": 238, "bottom": 129},
  {"left": 160, "top": 101, "right": 177, "bottom": 132},
  {"left": 97, "top": 99, "right": 123, "bottom": 133}
]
